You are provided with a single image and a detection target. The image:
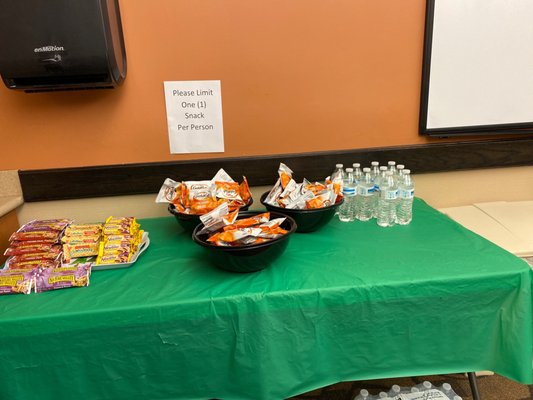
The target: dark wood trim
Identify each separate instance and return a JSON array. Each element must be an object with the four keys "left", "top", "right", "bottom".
[{"left": 19, "top": 138, "right": 533, "bottom": 202}]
